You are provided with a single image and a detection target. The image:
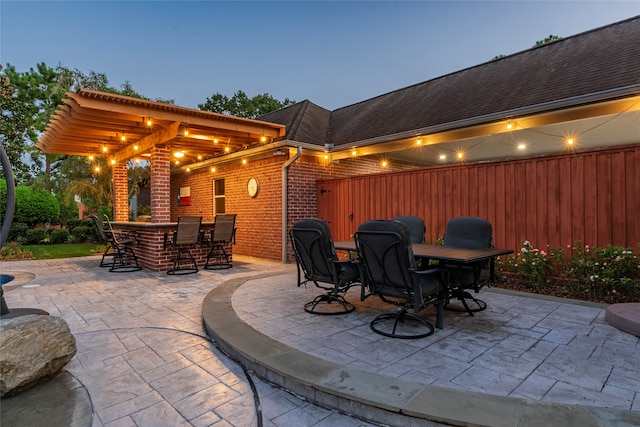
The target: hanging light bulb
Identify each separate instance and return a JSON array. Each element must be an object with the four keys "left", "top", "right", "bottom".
[{"left": 210, "top": 166, "right": 216, "bottom": 173}]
